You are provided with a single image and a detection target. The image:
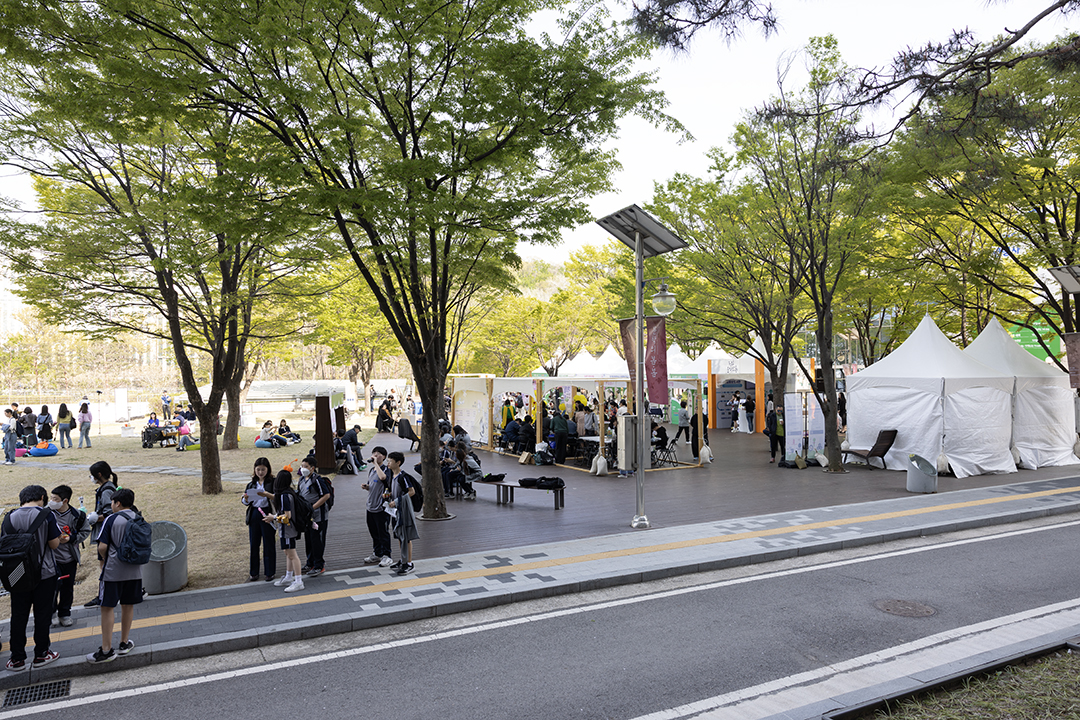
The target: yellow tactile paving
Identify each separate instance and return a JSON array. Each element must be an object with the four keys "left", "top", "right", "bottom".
[{"left": 51, "top": 483, "right": 1080, "bottom": 644}]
